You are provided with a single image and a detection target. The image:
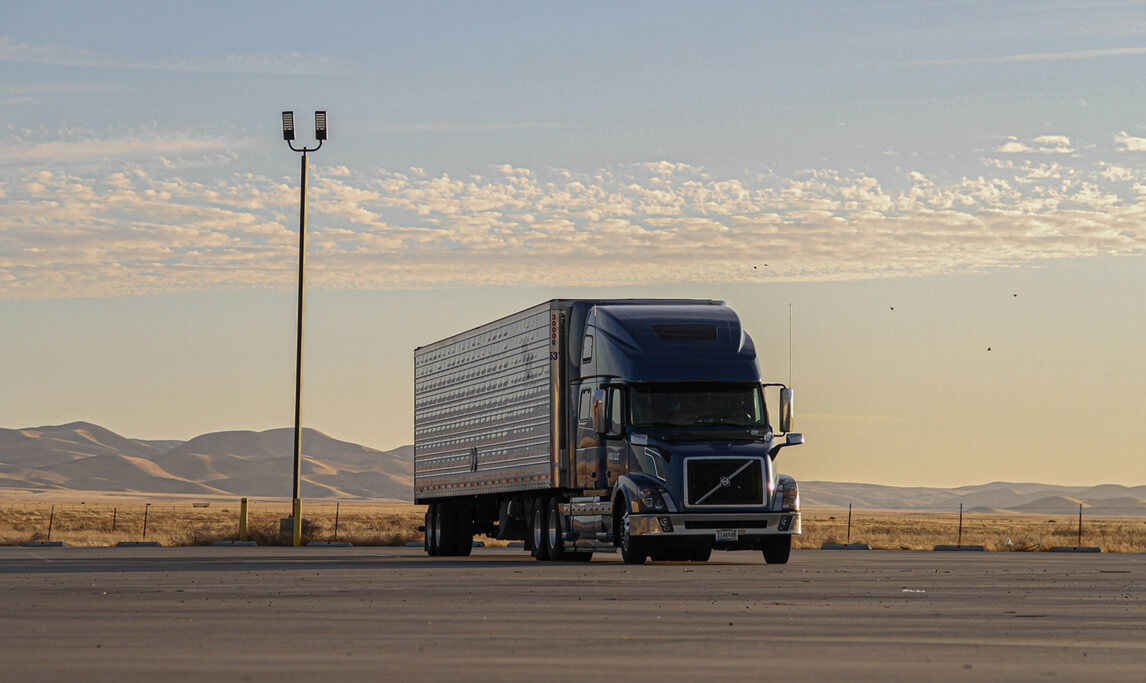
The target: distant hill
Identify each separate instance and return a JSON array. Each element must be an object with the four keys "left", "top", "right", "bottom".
[
  {"left": 799, "top": 480, "right": 1146, "bottom": 516},
  {"left": 2, "top": 423, "right": 1144, "bottom": 513},
  {"left": 0, "top": 422, "right": 412, "bottom": 500}
]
